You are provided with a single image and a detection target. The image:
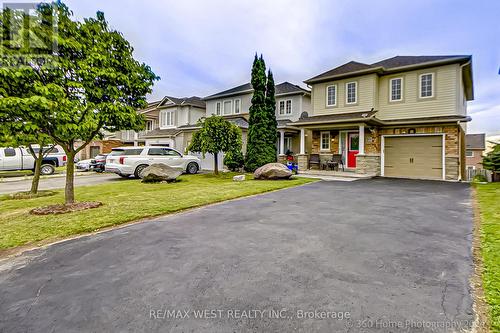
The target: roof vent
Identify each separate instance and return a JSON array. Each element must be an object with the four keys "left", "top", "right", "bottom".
[{"left": 300, "top": 111, "right": 309, "bottom": 119}]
